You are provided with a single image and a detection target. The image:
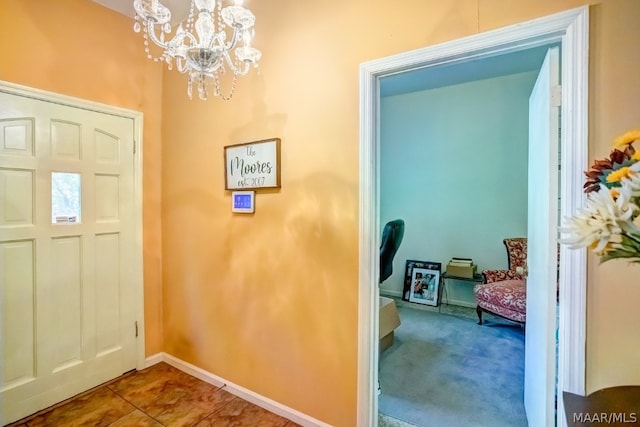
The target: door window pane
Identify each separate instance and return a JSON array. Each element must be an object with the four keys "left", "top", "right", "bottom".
[{"left": 51, "top": 172, "right": 81, "bottom": 223}]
